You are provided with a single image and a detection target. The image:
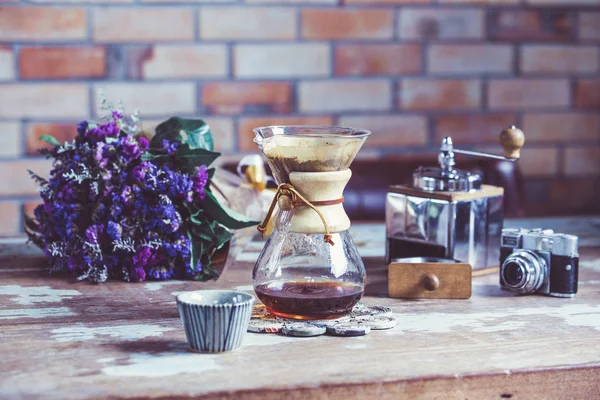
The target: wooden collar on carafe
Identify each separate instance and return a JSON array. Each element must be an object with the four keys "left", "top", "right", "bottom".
[{"left": 256, "top": 183, "right": 343, "bottom": 246}]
